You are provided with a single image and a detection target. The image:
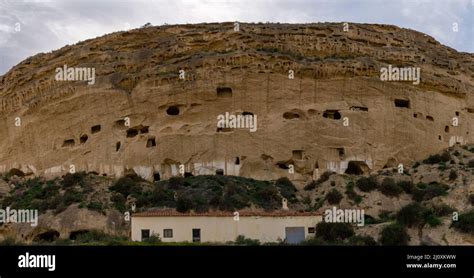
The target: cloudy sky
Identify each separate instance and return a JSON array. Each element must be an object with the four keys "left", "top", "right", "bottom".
[{"left": 0, "top": 0, "right": 472, "bottom": 75}]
